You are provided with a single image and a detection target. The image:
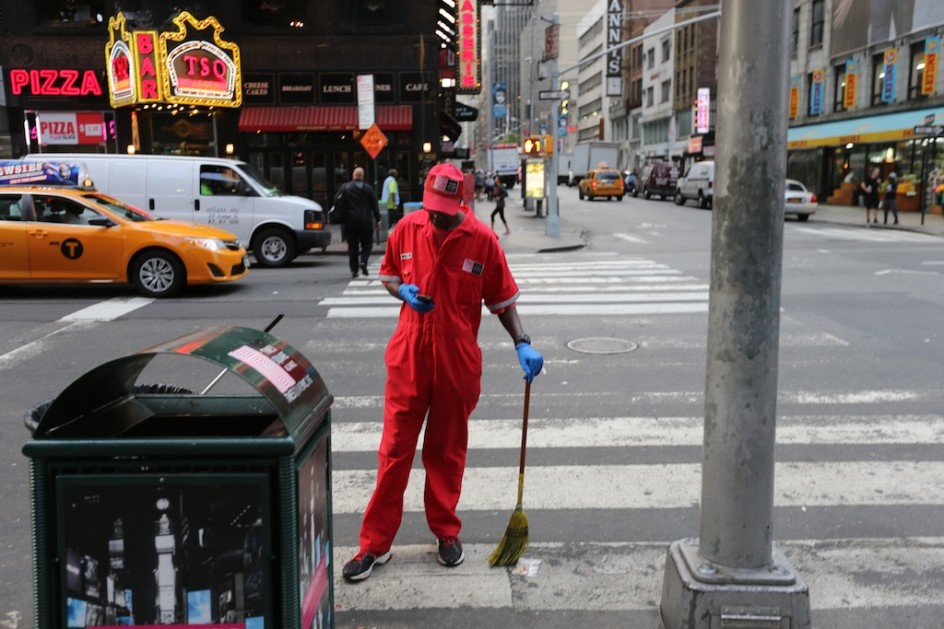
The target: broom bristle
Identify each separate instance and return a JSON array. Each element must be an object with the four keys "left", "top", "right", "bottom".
[{"left": 487, "top": 507, "right": 529, "bottom": 567}]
